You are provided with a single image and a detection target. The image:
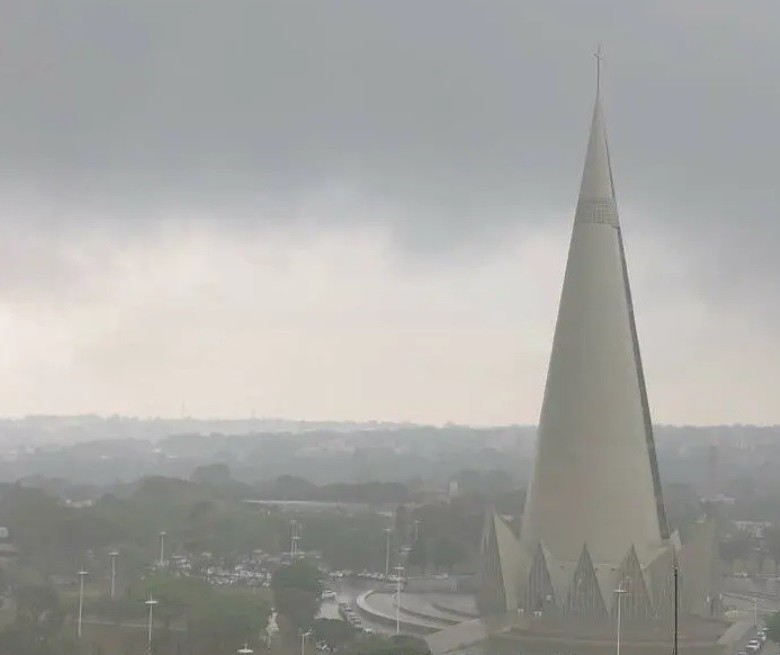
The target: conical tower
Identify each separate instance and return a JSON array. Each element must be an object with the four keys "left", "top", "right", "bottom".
[
  {"left": 520, "top": 64, "right": 668, "bottom": 571},
  {"left": 478, "top": 57, "right": 719, "bottom": 627}
]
